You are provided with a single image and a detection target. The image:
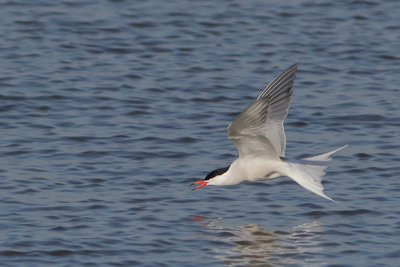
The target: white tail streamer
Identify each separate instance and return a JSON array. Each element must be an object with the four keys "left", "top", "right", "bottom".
[{"left": 284, "top": 146, "right": 347, "bottom": 203}]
